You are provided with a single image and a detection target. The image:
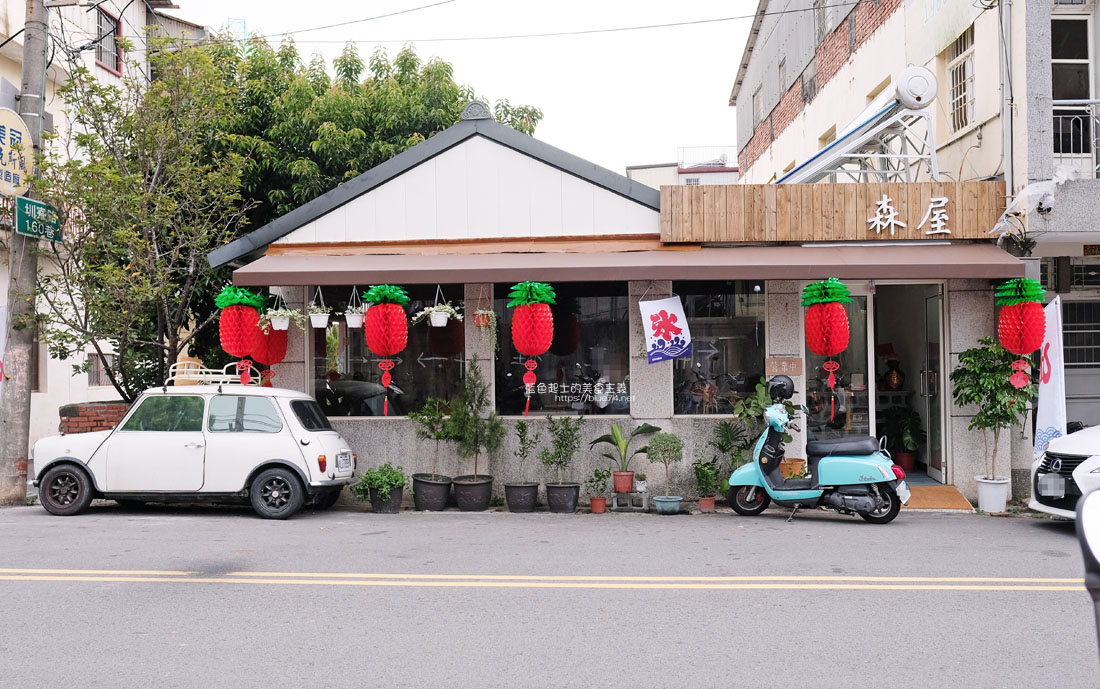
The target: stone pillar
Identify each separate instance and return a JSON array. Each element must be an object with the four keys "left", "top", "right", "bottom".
[
  {"left": 464, "top": 283, "right": 495, "bottom": 401},
  {"left": 1022, "top": 0, "right": 1053, "bottom": 186},
  {"left": 271, "top": 286, "right": 309, "bottom": 394},
  {"left": 765, "top": 280, "right": 806, "bottom": 458},
  {"left": 628, "top": 280, "right": 672, "bottom": 420}
]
